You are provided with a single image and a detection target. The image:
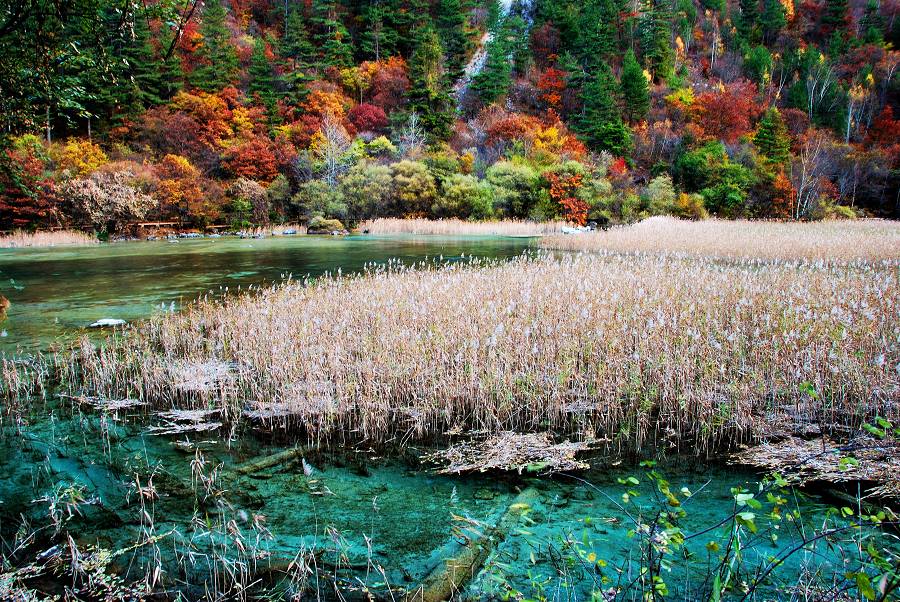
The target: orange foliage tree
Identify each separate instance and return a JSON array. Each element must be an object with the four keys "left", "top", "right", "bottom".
[
  {"left": 154, "top": 154, "right": 216, "bottom": 225},
  {"left": 545, "top": 171, "right": 588, "bottom": 224}
]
